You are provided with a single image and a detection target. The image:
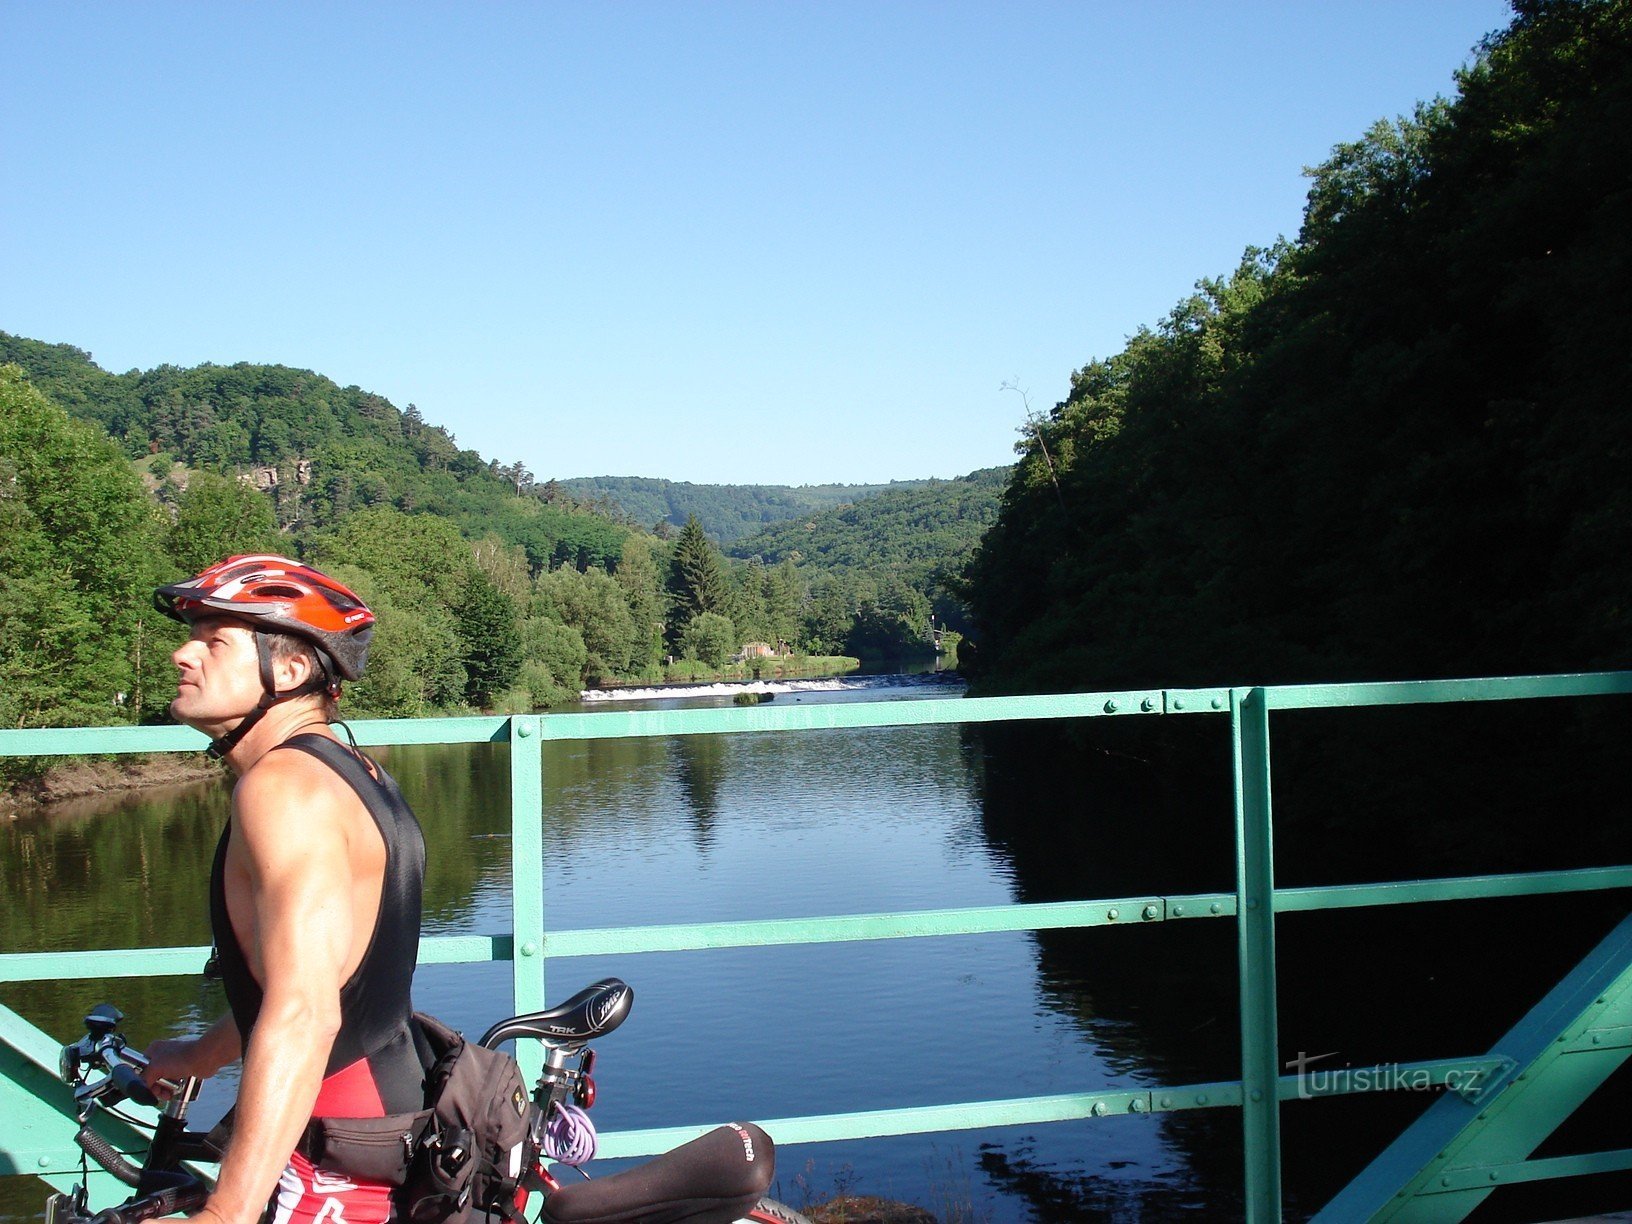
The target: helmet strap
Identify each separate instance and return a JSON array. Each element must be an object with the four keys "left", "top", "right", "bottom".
[{"left": 204, "top": 633, "right": 331, "bottom": 761}]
